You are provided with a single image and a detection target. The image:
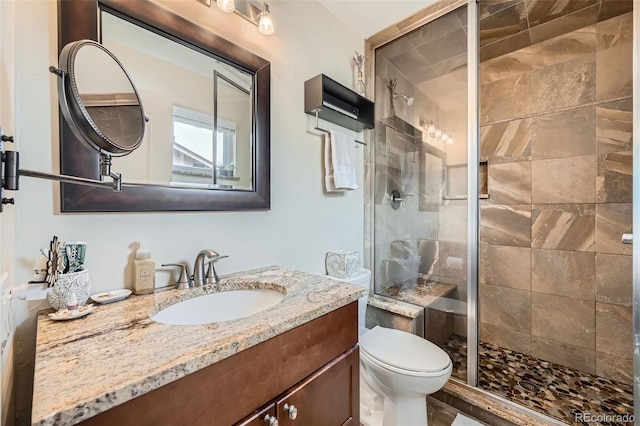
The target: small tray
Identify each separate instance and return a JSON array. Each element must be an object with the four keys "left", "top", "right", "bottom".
[
  {"left": 48, "top": 304, "right": 95, "bottom": 321},
  {"left": 90, "top": 289, "right": 132, "bottom": 304}
]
